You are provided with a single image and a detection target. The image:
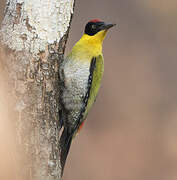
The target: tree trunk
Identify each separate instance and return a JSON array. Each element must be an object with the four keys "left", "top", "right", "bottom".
[{"left": 0, "top": 0, "right": 75, "bottom": 179}]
